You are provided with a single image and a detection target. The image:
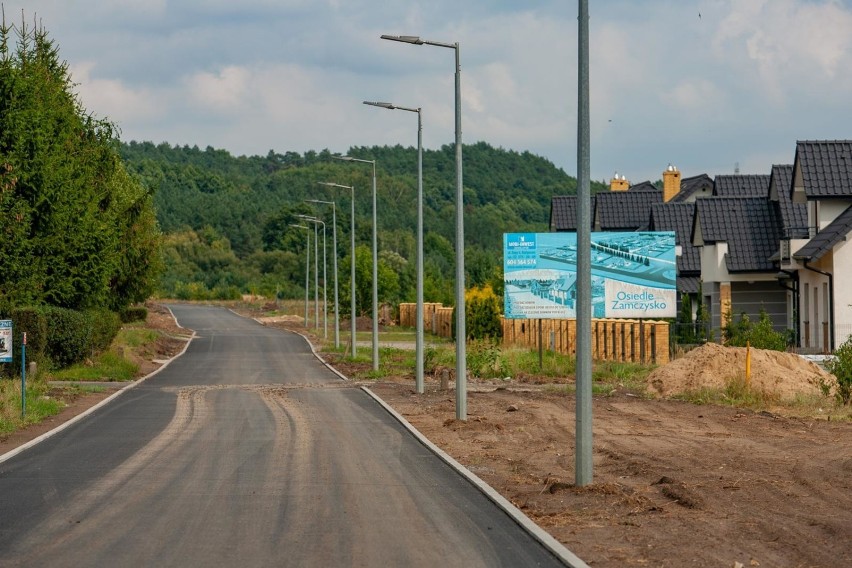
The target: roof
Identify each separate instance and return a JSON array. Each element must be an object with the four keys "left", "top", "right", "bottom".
[
  {"left": 678, "top": 275, "right": 700, "bottom": 295},
  {"left": 794, "top": 140, "right": 852, "bottom": 198},
  {"left": 669, "top": 173, "right": 714, "bottom": 203},
  {"left": 595, "top": 191, "right": 662, "bottom": 231},
  {"left": 627, "top": 181, "right": 658, "bottom": 192},
  {"left": 770, "top": 164, "right": 808, "bottom": 238},
  {"left": 793, "top": 204, "right": 852, "bottom": 262},
  {"left": 713, "top": 174, "right": 770, "bottom": 197},
  {"left": 549, "top": 195, "right": 595, "bottom": 231},
  {"left": 693, "top": 197, "right": 783, "bottom": 273},
  {"left": 649, "top": 202, "right": 700, "bottom": 275}
]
